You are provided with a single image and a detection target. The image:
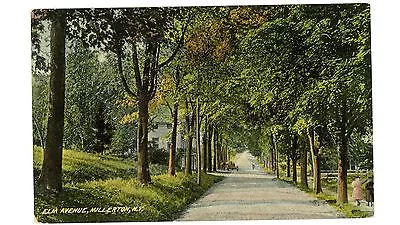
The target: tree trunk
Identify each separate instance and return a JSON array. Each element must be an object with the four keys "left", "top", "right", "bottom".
[
  {"left": 292, "top": 158, "right": 297, "bottom": 183},
  {"left": 185, "top": 102, "right": 193, "bottom": 175},
  {"left": 290, "top": 134, "right": 299, "bottom": 183},
  {"left": 309, "top": 153, "right": 313, "bottom": 176},
  {"left": 269, "top": 149, "right": 274, "bottom": 170},
  {"left": 167, "top": 102, "right": 179, "bottom": 176},
  {"left": 337, "top": 98, "right": 349, "bottom": 204},
  {"left": 271, "top": 134, "right": 279, "bottom": 178},
  {"left": 226, "top": 146, "right": 229, "bottom": 163},
  {"left": 286, "top": 155, "right": 291, "bottom": 178},
  {"left": 40, "top": 11, "right": 66, "bottom": 194},
  {"left": 185, "top": 132, "right": 193, "bottom": 175},
  {"left": 212, "top": 126, "right": 217, "bottom": 171},
  {"left": 221, "top": 143, "right": 225, "bottom": 164},
  {"left": 300, "top": 145, "right": 308, "bottom": 189},
  {"left": 269, "top": 134, "right": 275, "bottom": 171},
  {"left": 337, "top": 139, "right": 348, "bottom": 203},
  {"left": 218, "top": 133, "right": 223, "bottom": 169},
  {"left": 202, "top": 118, "right": 208, "bottom": 173},
  {"left": 195, "top": 98, "right": 201, "bottom": 185},
  {"left": 215, "top": 128, "right": 219, "bottom": 170},
  {"left": 207, "top": 123, "right": 212, "bottom": 172},
  {"left": 137, "top": 96, "right": 151, "bottom": 183},
  {"left": 308, "top": 127, "right": 322, "bottom": 194},
  {"left": 276, "top": 151, "right": 279, "bottom": 178},
  {"left": 313, "top": 154, "right": 322, "bottom": 193}
]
